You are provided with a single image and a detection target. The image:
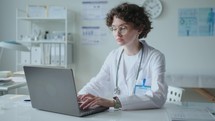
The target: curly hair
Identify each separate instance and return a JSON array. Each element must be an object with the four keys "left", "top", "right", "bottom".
[{"left": 106, "top": 2, "right": 152, "bottom": 39}]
